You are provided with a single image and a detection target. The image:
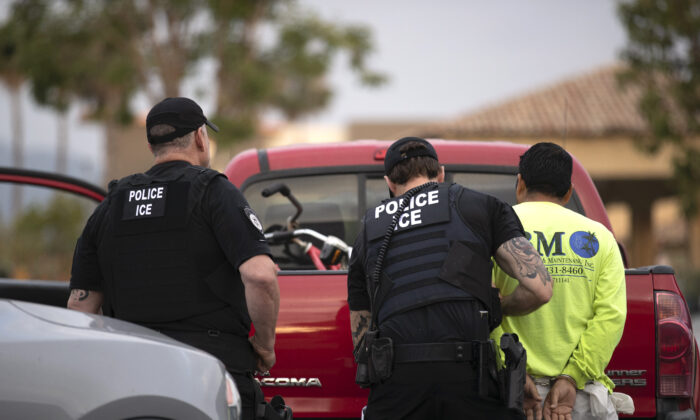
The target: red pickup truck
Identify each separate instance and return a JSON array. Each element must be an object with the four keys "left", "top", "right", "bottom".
[
  {"left": 223, "top": 140, "right": 699, "bottom": 419},
  {"left": 0, "top": 140, "right": 697, "bottom": 419}
]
